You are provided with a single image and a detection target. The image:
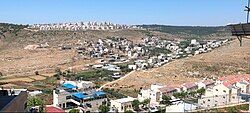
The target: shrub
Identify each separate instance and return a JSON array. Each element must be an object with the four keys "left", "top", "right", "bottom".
[
  {"left": 69, "top": 108, "right": 80, "bottom": 113},
  {"left": 98, "top": 105, "right": 110, "bottom": 113},
  {"left": 132, "top": 100, "right": 140, "bottom": 111}
]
